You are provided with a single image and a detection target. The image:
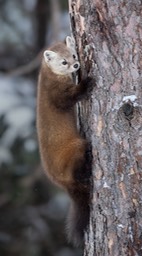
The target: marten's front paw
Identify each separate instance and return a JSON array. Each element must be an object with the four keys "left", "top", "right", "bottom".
[
  {"left": 83, "top": 77, "right": 95, "bottom": 89},
  {"left": 83, "top": 77, "right": 95, "bottom": 94}
]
